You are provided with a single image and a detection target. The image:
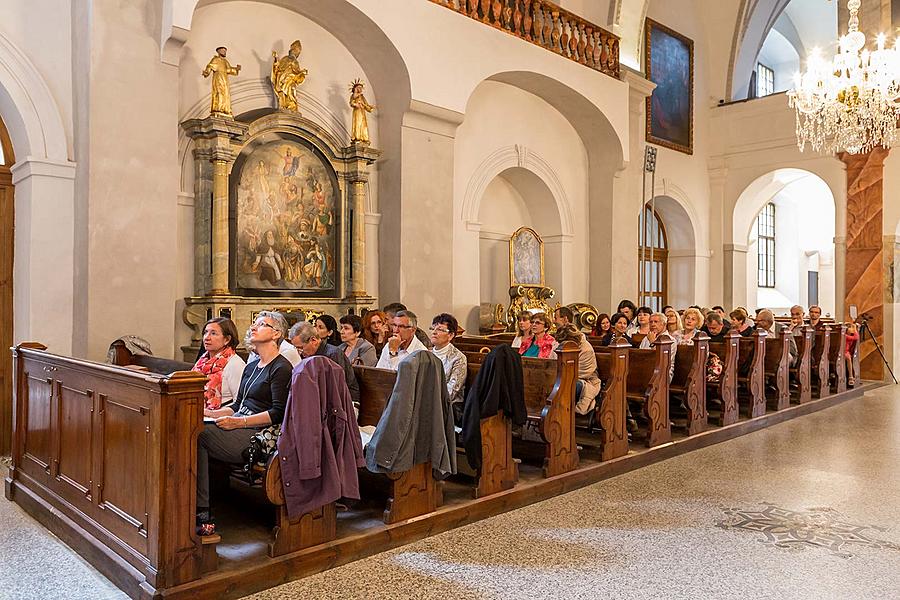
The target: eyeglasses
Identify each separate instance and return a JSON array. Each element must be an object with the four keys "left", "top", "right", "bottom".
[
  {"left": 392, "top": 324, "right": 414, "bottom": 330},
  {"left": 429, "top": 326, "right": 450, "bottom": 334},
  {"left": 251, "top": 321, "right": 276, "bottom": 331}
]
